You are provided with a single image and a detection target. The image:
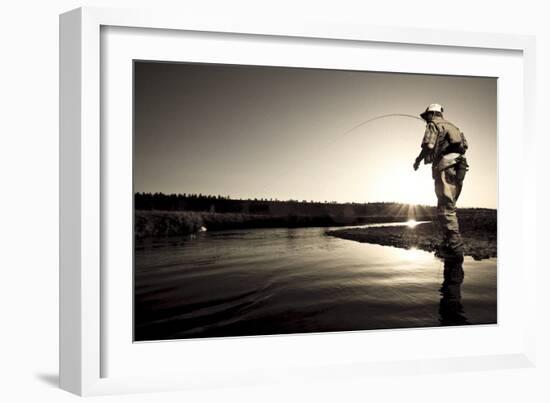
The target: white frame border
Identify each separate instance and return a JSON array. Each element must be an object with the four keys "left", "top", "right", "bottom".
[{"left": 59, "top": 6, "right": 537, "bottom": 396}]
